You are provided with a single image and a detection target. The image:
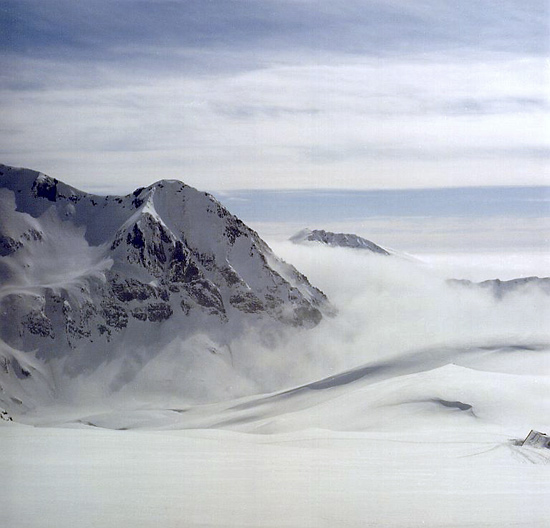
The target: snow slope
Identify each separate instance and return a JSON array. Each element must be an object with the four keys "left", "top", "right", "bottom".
[
  {"left": 449, "top": 276, "right": 550, "bottom": 298},
  {"left": 30, "top": 342, "right": 546, "bottom": 437}
]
